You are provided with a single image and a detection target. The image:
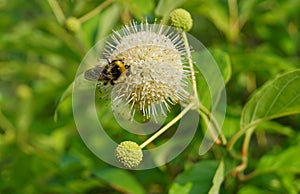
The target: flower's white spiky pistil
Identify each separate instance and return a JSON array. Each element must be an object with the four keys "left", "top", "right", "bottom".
[{"left": 104, "top": 21, "right": 191, "bottom": 119}]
